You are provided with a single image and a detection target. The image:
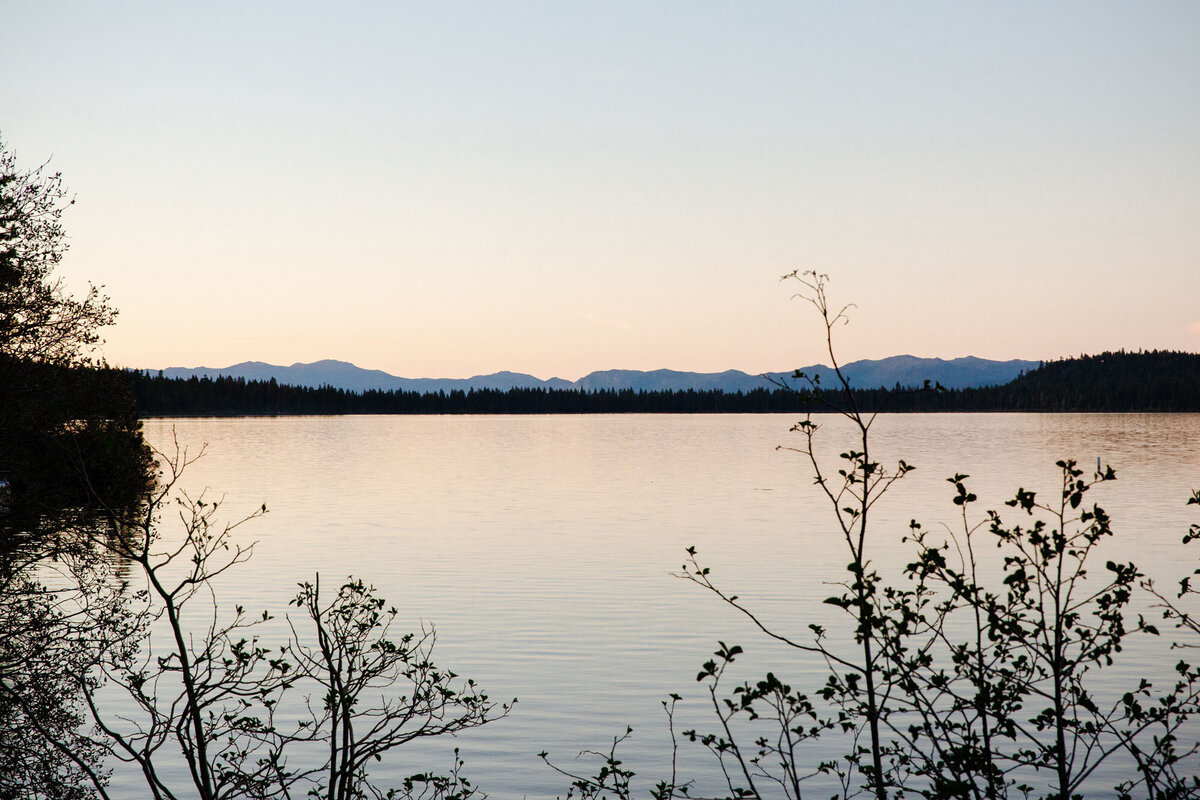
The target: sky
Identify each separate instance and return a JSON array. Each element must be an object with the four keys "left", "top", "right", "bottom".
[{"left": 3, "top": 2, "right": 1198, "bottom": 380}]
